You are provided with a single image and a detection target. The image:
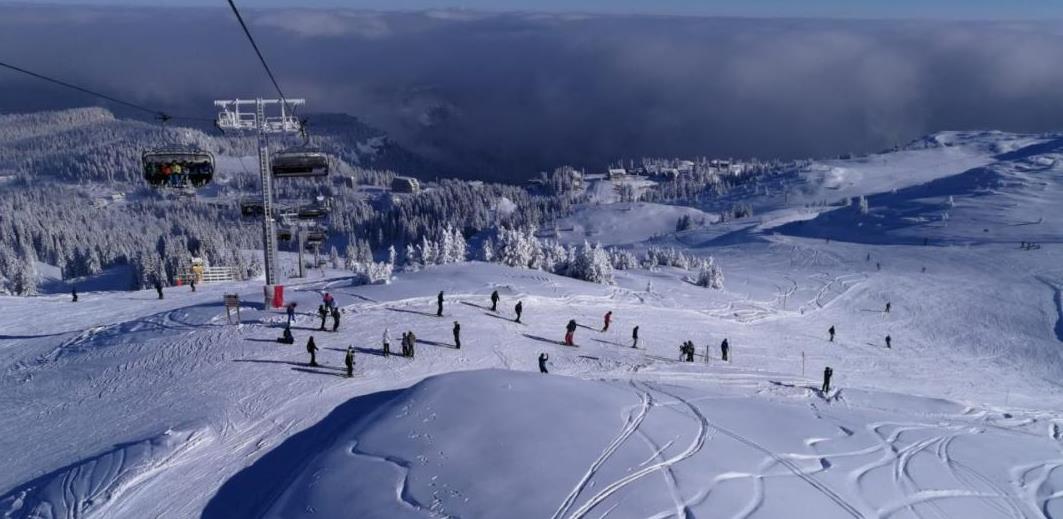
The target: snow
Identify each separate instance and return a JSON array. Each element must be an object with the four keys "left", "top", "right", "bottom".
[{"left": 4, "top": 130, "right": 1063, "bottom": 517}]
